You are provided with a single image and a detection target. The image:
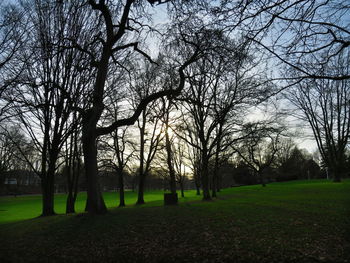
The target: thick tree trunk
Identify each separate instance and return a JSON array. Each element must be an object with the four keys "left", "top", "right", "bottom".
[
  {"left": 40, "top": 127, "right": 56, "bottom": 216},
  {"left": 118, "top": 169, "right": 125, "bottom": 207},
  {"left": 41, "top": 149, "right": 60, "bottom": 217},
  {"left": 201, "top": 154, "right": 211, "bottom": 201},
  {"left": 195, "top": 181, "right": 201, "bottom": 195},
  {"left": 66, "top": 191, "right": 76, "bottom": 214},
  {"left": 332, "top": 166, "right": 342, "bottom": 182},
  {"left": 41, "top": 176, "right": 55, "bottom": 216},
  {"left": 259, "top": 171, "right": 266, "bottom": 187},
  {"left": 136, "top": 172, "right": 145, "bottom": 205},
  {"left": 166, "top": 126, "right": 177, "bottom": 196},
  {"left": 82, "top": 120, "right": 107, "bottom": 214},
  {"left": 137, "top": 116, "right": 146, "bottom": 205},
  {"left": 81, "top": 41, "right": 112, "bottom": 214}
]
